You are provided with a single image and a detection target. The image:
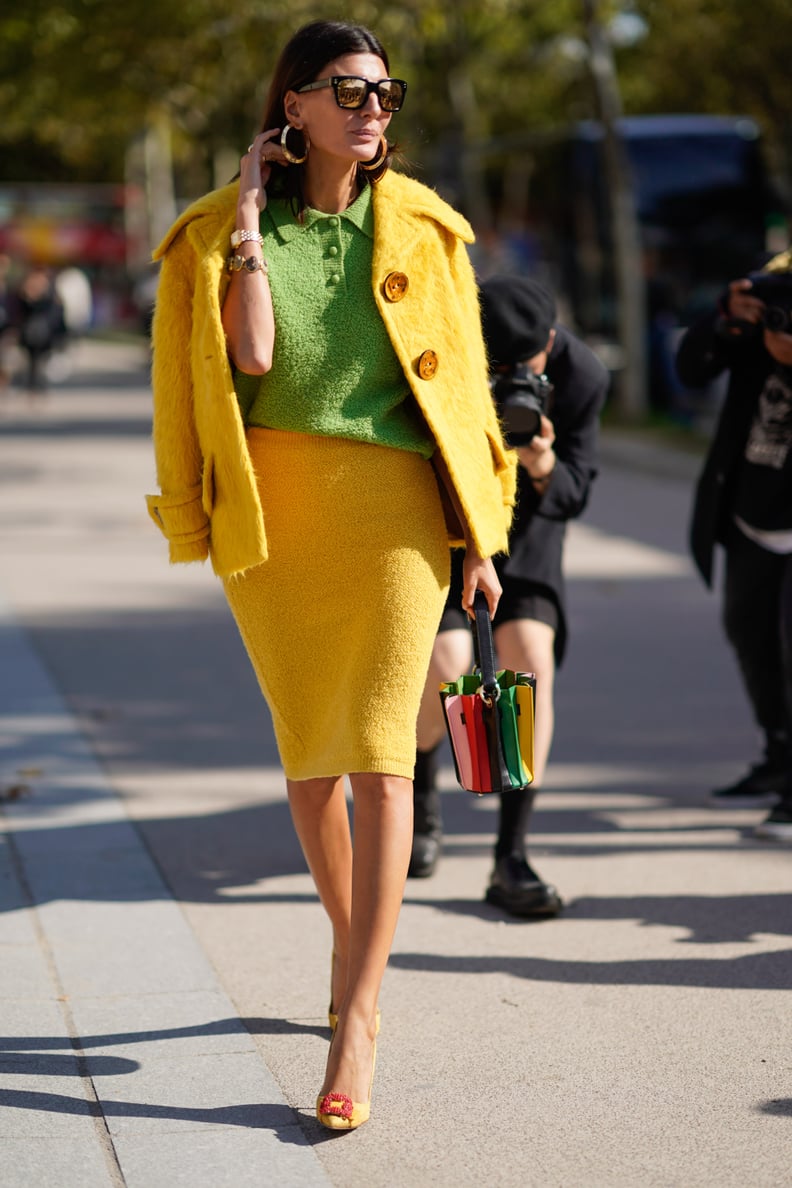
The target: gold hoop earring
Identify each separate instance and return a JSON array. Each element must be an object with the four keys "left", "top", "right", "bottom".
[
  {"left": 280, "top": 123, "right": 309, "bottom": 165},
  {"left": 361, "top": 137, "right": 389, "bottom": 172}
]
